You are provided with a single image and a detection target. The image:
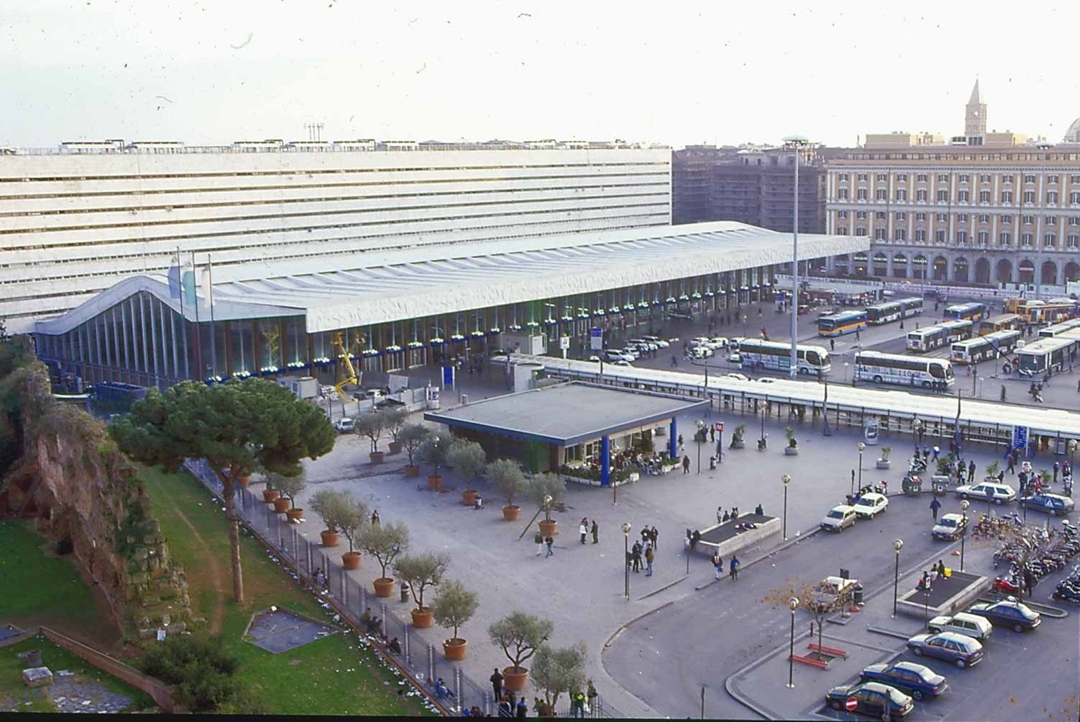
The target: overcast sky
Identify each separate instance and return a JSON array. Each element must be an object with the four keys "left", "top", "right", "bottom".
[{"left": 4, "top": 0, "right": 1079, "bottom": 149}]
